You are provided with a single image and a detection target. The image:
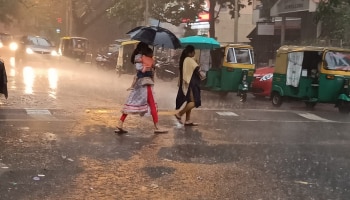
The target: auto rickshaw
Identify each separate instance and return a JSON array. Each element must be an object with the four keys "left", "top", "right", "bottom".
[
  {"left": 203, "top": 43, "right": 255, "bottom": 101},
  {"left": 271, "top": 45, "right": 350, "bottom": 113},
  {"left": 58, "top": 36, "right": 92, "bottom": 63},
  {"left": 116, "top": 40, "right": 139, "bottom": 75}
]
